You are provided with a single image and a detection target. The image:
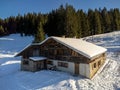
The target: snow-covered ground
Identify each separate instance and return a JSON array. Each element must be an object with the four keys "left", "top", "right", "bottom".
[{"left": 0, "top": 32, "right": 120, "bottom": 90}]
